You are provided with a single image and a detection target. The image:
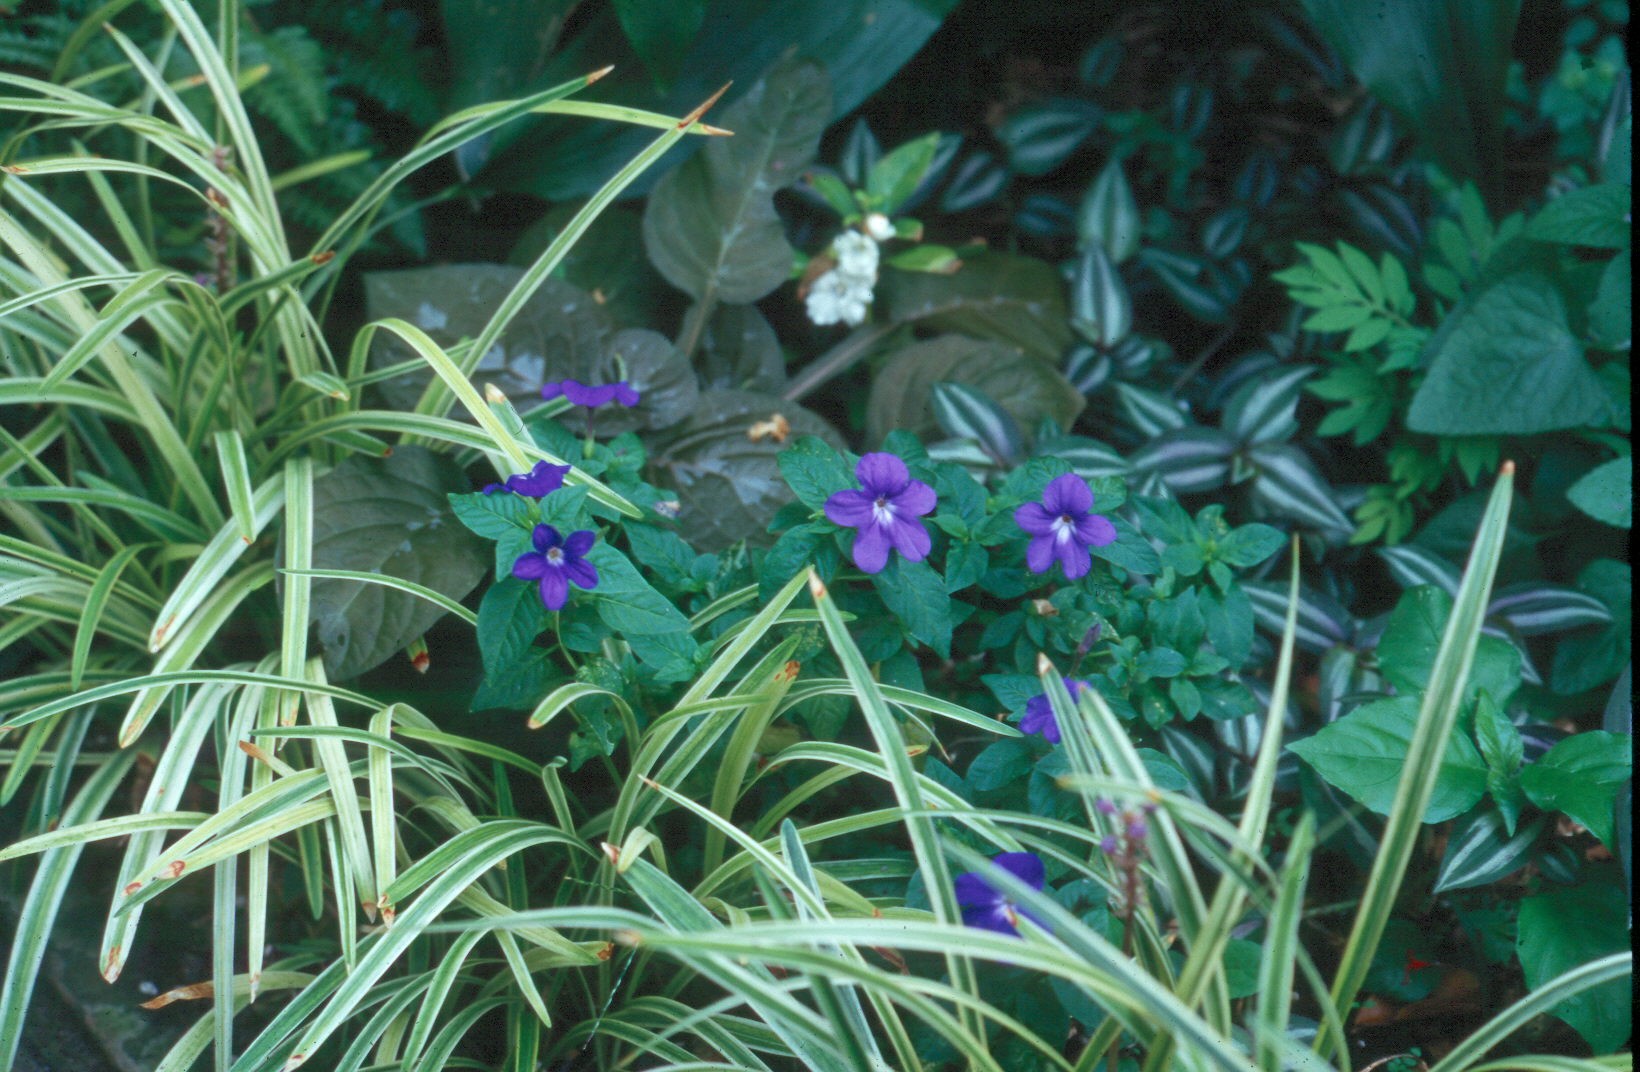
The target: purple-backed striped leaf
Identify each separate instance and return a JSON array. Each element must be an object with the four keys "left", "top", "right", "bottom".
[
  {"left": 1377, "top": 544, "right": 1461, "bottom": 594},
  {"left": 940, "top": 150, "right": 1008, "bottom": 213},
  {"left": 1064, "top": 344, "right": 1113, "bottom": 394},
  {"left": 1040, "top": 434, "right": 1130, "bottom": 480},
  {"left": 930, "top": 381, "right": 1023, "bottom": 464},
  {"left": 1077, "top": 158, "right": 1140, "bottom": 262},
  {"left": 1434, "top": 811, "right": 1544, "bottom": 892},
  {"left": 998, "top": 98, "right": 1101, "bottom": 177},
  {"left": 1222, "top": 365, "right": 1312, "bottom": 446},
  {"left": 1116, "top": 383, "right": 1189, "bottom": 437},
  {"left": 1243, "top": 579, "right": 1354, "bottom": 654},
  {"left": 1130, "top": 428, "right": 1235, "bottom": 493},
  {"left": 1247, "top": 443, "right": 1352, "bottom": 534},
  {"left": 1201, "top": 205, "right": 1251, "bottom": 260},
  {"left": 1140, "top": 247, "right": 1234, "bottom": 323},
  {"left": 1070, "top": 245, "right": 1132, "bottom": 347},
  {"left": 1110, "top": 334, "right": 1161, "bottom": 379},
  {"left": 1487, "top": 582, "right": 1614, "bottom": 636}
]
